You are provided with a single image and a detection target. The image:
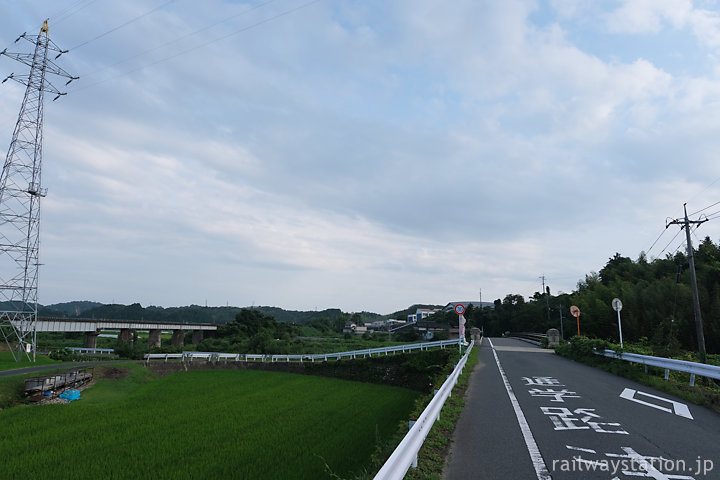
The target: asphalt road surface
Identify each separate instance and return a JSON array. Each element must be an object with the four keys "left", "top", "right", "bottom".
[
  {"left": 0, "top": 360, "right": 121, "bottom": 378},
  {"left": 445, "top": 337, "right": 720, "bottom": 479}
]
